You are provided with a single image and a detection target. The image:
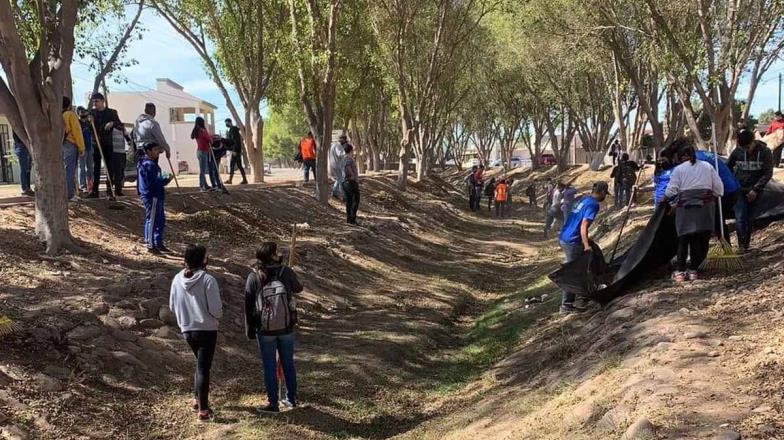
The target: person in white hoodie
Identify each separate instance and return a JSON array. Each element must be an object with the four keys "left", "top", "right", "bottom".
[
  {"left": 329, "top": 134, "right": 348, "bottom": 199},
  {"left": 169, "top": 244, "right": 223, "bottom": 421}
]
